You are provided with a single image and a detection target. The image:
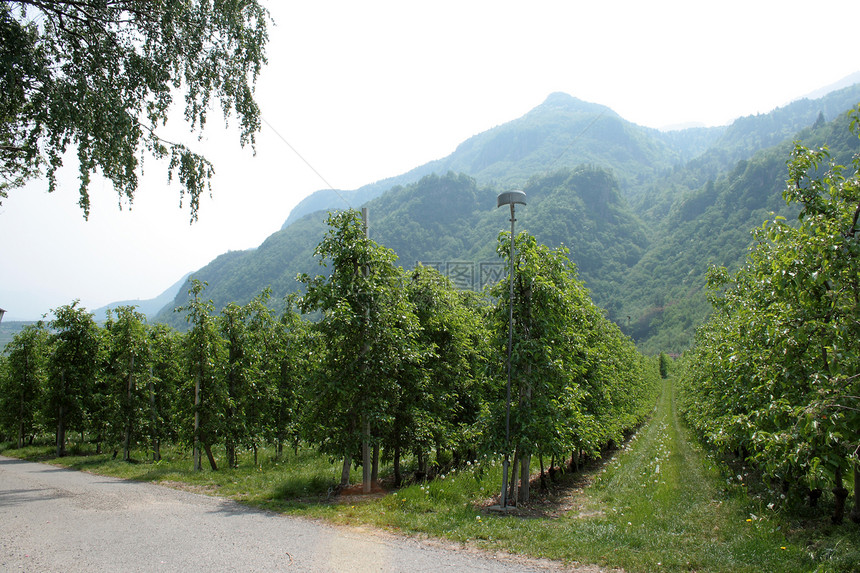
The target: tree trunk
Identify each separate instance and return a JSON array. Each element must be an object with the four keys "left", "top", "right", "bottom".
[
  {"left": 123, "top": 354, "right": 135, "bottom": 462},
  {"left": 340, "top": 452, "right": 352, "bottom": 488},
  {"left": 56, "top": 402, "right": 66, "bottom": 457},
  {"left": 539, "top": 454, "right": 548, "bottom": 491},
  {"left": 193, "top": 371, "right": 201, "bottom": 472},
  {"left": 509, "top": 446, "right": 519, "bottom": 505},
  {"left": 56, "top": 370, "right": 66, "bottom": 457},
  {"left": 149, "top": 369, "right": 160, "bottom": 462},
  {"left": 514, "top": 354, "right": 532, "bottom": 505},
  {"left": 17, "top": 363, "right": 26, "bottom": 449},
  {"left": 416, "top": 448, "right": 427, "bottom": 481},
  {"left": 225, "top": 392, "right": 236, "bottom": 468},
  {"left": 225, "top": 395, "right": 236, "bottom": 468},
  {"left": 371, "top": 442, "right": 380, "bottom": 487},
  {"left": 362, "top": 418, "right": 371, "bottom": 493},
  {"left": 226, "top": 439, "right": 236, "bottom": 470},
  {"left": 832, "top": 466, "right": 849, "bottom": 524},
  {"left": 850, "top": 460, "right": 860, "bottom": 524},
  {"left": 393, "top": 442, "right": 402, "bottom": 487},
  {"left": 520, "top": 453, "right": 530, "bottom": 504},
  {"left": 204, "top": 442, "right": 218, "bottom": 471}
]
